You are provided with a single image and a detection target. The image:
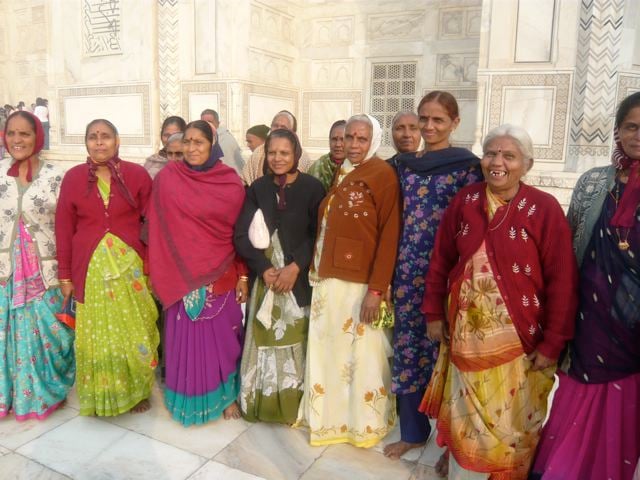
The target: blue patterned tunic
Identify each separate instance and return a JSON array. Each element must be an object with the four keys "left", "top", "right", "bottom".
[{"left": 391, "top": 159, "right": 482, "bottom": 394}]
